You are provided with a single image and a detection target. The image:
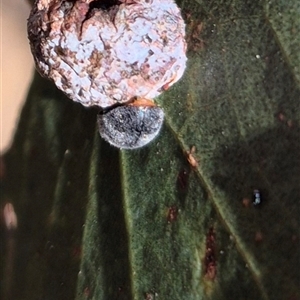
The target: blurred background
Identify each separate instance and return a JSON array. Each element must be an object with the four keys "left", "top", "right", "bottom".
[{"left": 1, "top": 0, "right": 34, "bottom": 153}]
